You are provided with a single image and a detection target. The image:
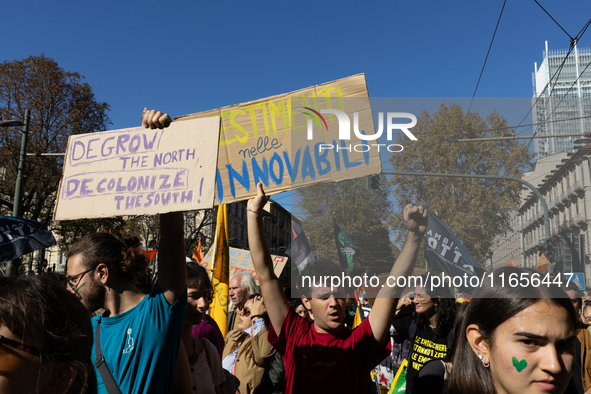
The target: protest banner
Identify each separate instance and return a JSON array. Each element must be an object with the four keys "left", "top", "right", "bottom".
[
  {"left": 0, "top": 216, "right": 56, "bottom": 263},
  {"left": 424, "top": 210, "right": 484, "bottom": 293},
  {"left": 176, "top": 74, "right": 382, "bottom": 204},
  {"left": 199, "top": 246, "right": 288, "bottom": 283},
  {"left": 54, "top": 117, "right": 221, "bottom": 220}
]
